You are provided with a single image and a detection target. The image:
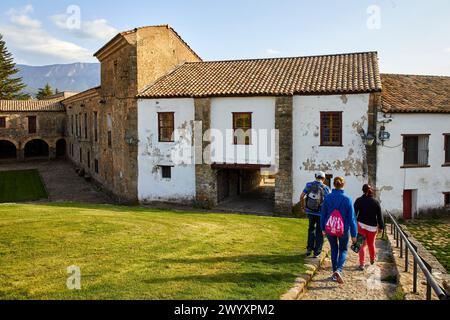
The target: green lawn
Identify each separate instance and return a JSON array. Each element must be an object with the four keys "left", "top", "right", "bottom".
[
  {"left": 406, "top": 217, "right": 450, "bottom": 272},
  {"left": 0, "top": 170, "right": 48, "bottom": 203},
  {"left": 0, "top": 203, "right": 308, "bottom": 300}
]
